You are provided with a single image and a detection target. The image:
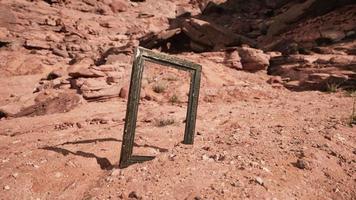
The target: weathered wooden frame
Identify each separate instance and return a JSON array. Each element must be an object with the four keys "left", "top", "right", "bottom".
[{"left": 119, "top": 47, "right": 202, "bottom": 168}]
